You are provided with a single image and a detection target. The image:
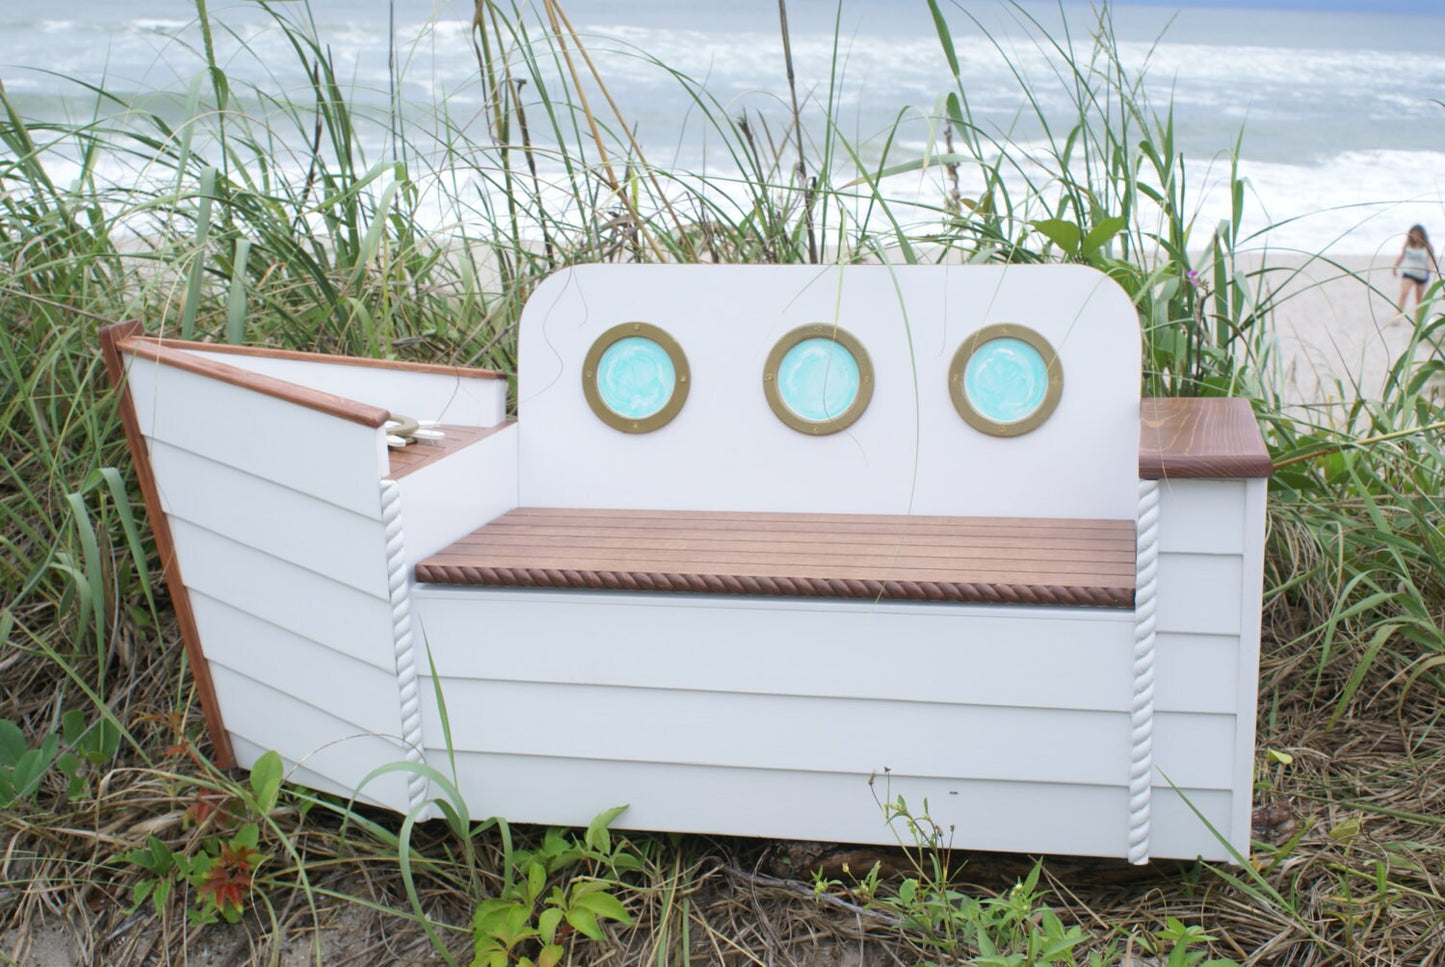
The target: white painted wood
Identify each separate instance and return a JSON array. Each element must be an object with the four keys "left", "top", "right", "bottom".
[
  {"left": 420, "top": 678, "right": 1236, "bottom": 792},
  {"left": 421, "top": 750, "right": 1236, "bottom": 860},
  {"left": 210, "top": 665, "right": 411, "bottom": 811},
  {"left": 168, "top": 518, "right": 397, "bottom": 670},
  {"left": 1230, "top": 477, "right": 1269, "bottom": 857},
  {"left": 1155, "top": 553, "right": 1244, "bottom": 636},
  {"left": 192, "top": 591, "right": 403, "bottom": 725},
  {"left": 421, "top": 678, "right": 1136, "bottom": 786},
  {"left": 1151, "top": 787, "right": 1236, "bottom": 860},
  {"left": 1154, "top": 633, "right": 1240, "bottom": 714},
  {"left": 188, "top": 351, "right": 508, "bottom": 427},
  {"left": 394, "top": 423, "right": 519, "bottom": 562},
  {"left": 1152, "top": 712, "right": 1236, "bottom": 790},
  {"left": 149, "top": 441, "right": 390, "bottom": 598},
  {"left": 117, "top": 265, "right": 1271, "bottom": 863},
  {"left": 124, "top": 353, "right": 387, "bottom": 519},
  {"left": 412, "top": 588, "right": 1134, "bottom": 711},
  {"left": 517, "top": 264, "right": 1140, "bottom": 519},
  {"left": 427, "top": 751, "right": 1134, "bottom": 855},
  {"left": 1157, "top": 479, "right": 1247, "bottom": 554}
]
